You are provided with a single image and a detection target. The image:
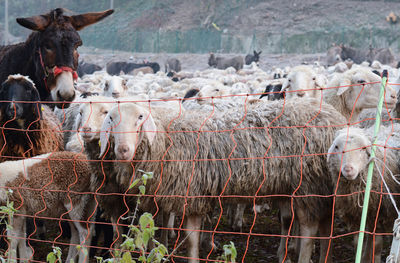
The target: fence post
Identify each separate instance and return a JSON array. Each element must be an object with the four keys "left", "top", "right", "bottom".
[
  {"left": 355, "top": 70, "right": 388, "bottom": 263},
  {"left": 4, "top": 0, "right": 9, "bottom": 45}
]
